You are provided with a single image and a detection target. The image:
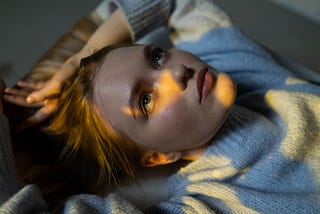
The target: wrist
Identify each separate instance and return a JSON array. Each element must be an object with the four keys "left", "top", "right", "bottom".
[
  {"left": 80, "top": 8, "right": 131, "bottom": 54},
  {"left": 53, "top": 55, "right": 80, "bottom": 83}
]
